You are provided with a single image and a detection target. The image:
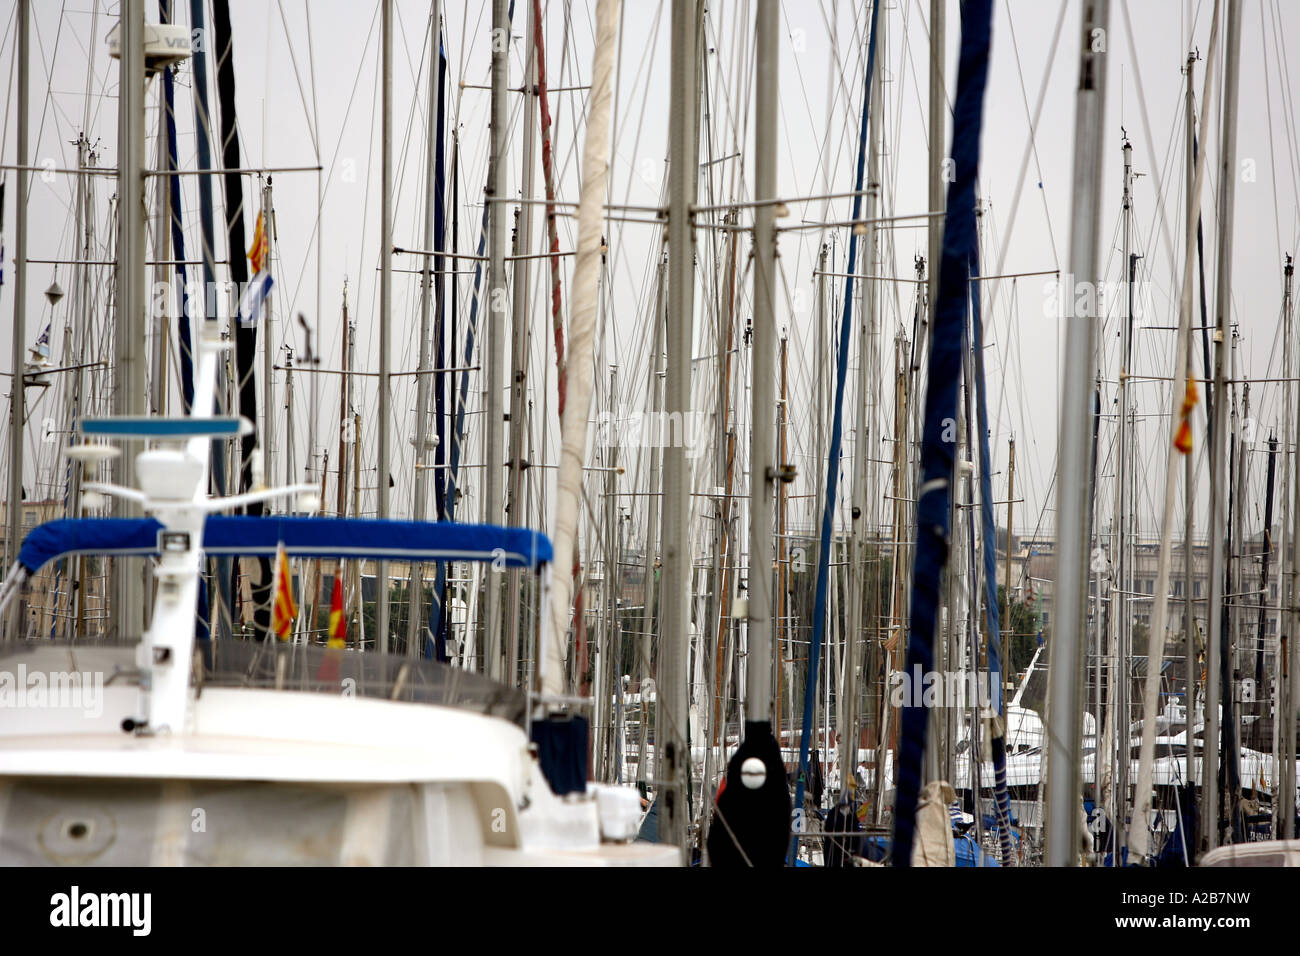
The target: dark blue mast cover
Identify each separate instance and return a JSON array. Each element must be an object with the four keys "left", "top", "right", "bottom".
[
  {"left": 890, "top": 0, "right": 994, "bottom": 867},
  {"left": 970, "top": 244, "right": 1016, "bottom": 865}
]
